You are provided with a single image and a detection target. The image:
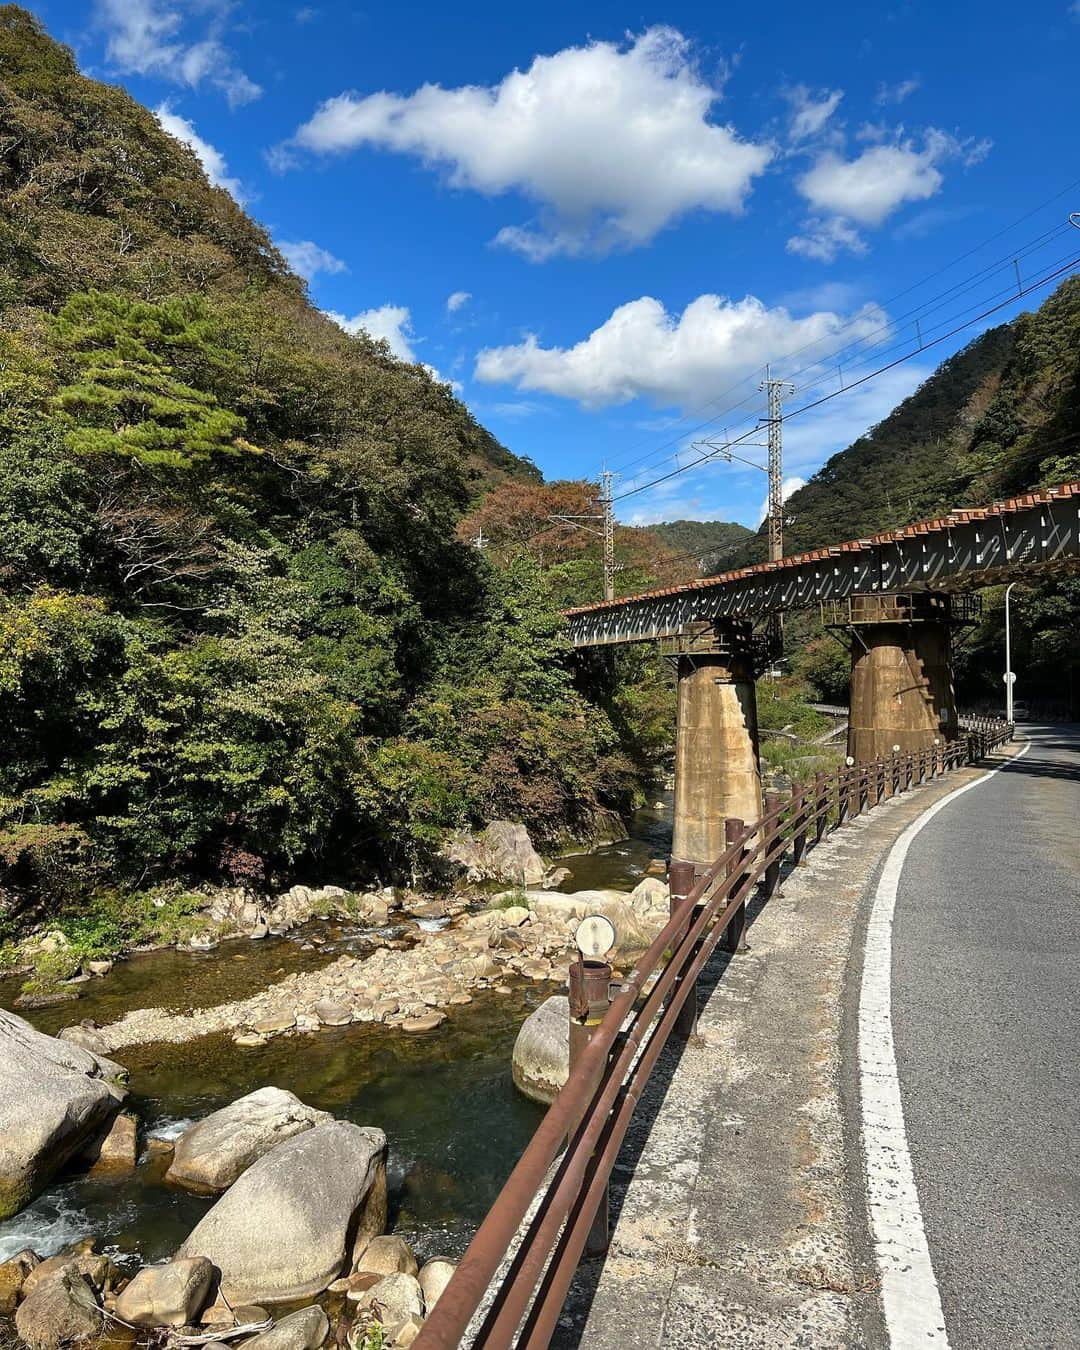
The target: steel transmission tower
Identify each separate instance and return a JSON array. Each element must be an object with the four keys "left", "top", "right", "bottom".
[
  {"left": 547, "top": 470, "right": 620, "bottom": 603},
  {"left": 600, "top": 469, "right": 616, "bottom": 602},
  {"left": 760, "top": 365, "right": 796, "bottom": 563}
]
